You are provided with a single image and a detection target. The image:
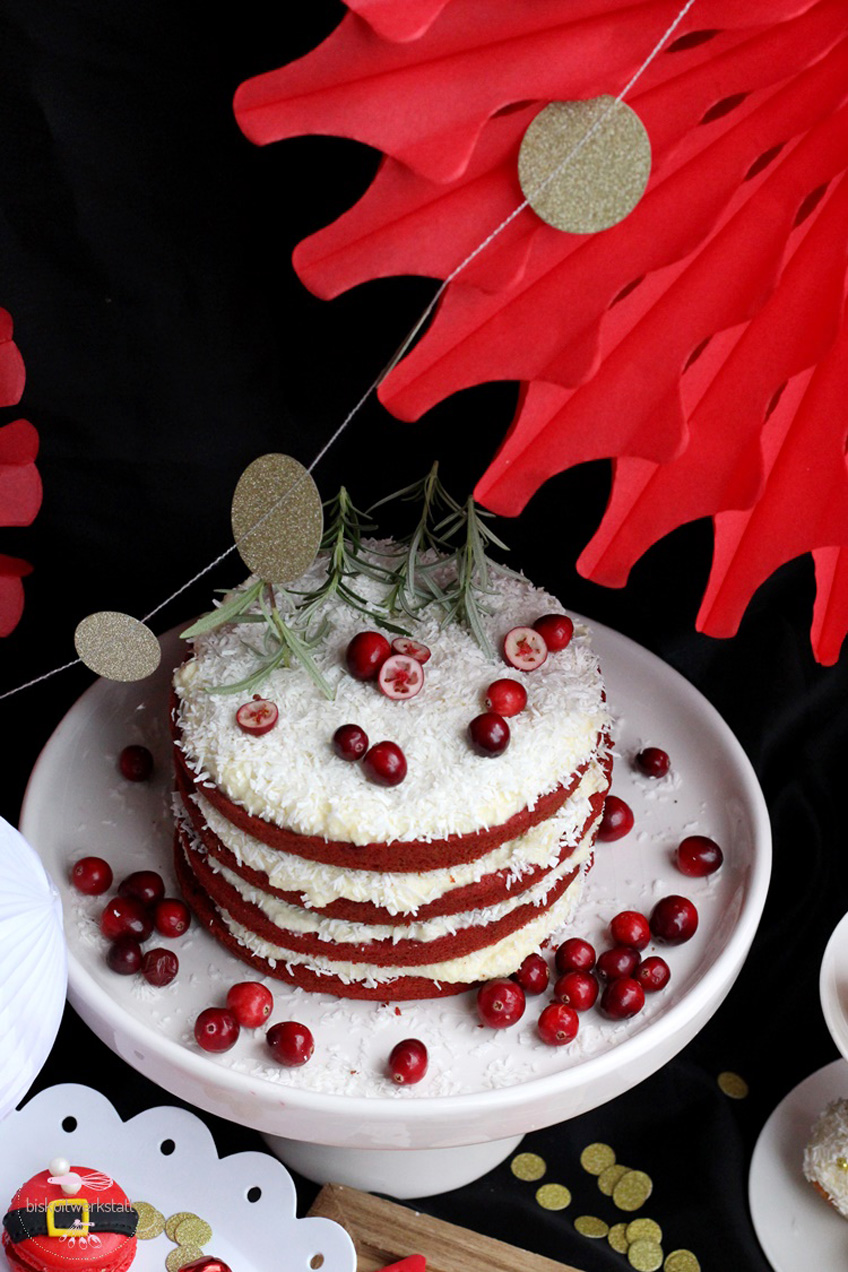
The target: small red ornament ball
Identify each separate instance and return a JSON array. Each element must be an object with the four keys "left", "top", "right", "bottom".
[
  {"left": 267, "top": 1020, "right": 315, "bottom": 1067},
  {"left": 387, "top": 1038, "right": 429, "bottom": 1085},
  {"left": 597, "top": 795, "right": 634, "bottom": 841},
  {"left": 194, "top": 1007, "right": 240, "bottom": 1053},
  {"left": 70, "top": 856, "right": 113, "bottom": 896}
]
